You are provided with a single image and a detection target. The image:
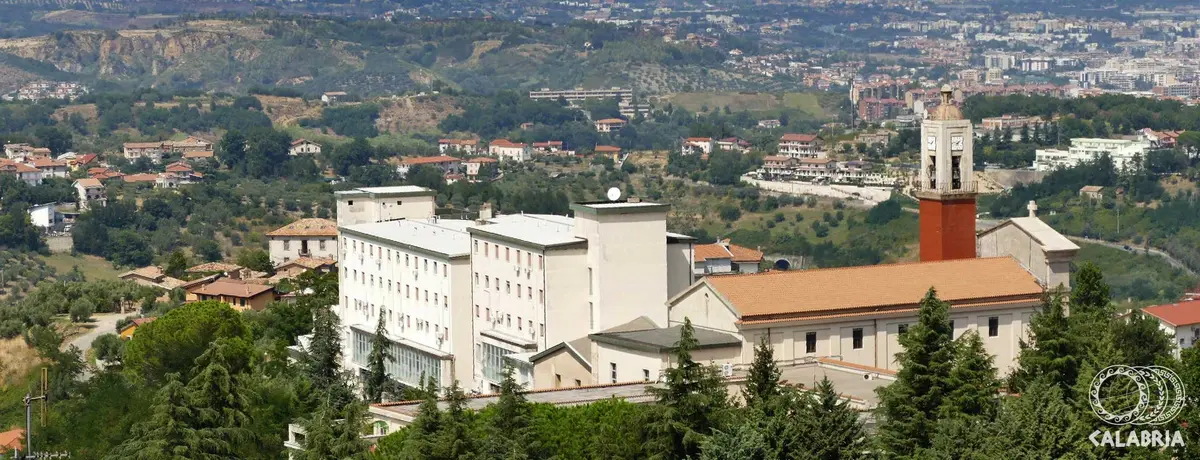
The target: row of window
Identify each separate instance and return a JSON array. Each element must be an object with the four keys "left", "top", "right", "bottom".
[
  {"left": 352, "top": 330, "right": 442, "bottom": 387},
  {"left": 800, "top": 316, "right": 1003, "bottom": 354},
  {"left": 348, "top": 298, "right": 448, "bottom": 339},
  {"left": 281, "top": 239, "right": 327, "bottom": 251},
  {"left": 606, "top": 362, "right": 652, "bottom": 384},
  {"left": 474, "top": 240, "right": 544, "bottom": 270},
  {"left": 345, "top": 238, "right": 450, "bottom": 278},
  {"left": 344, "top": 269, "right": 451, "bottom": 309},
  {"left": 475, "top": 305, "right": 545, "bottom": 337},
  {"left": 473, "top": 273, "right": 544, "bottom": 303}
]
